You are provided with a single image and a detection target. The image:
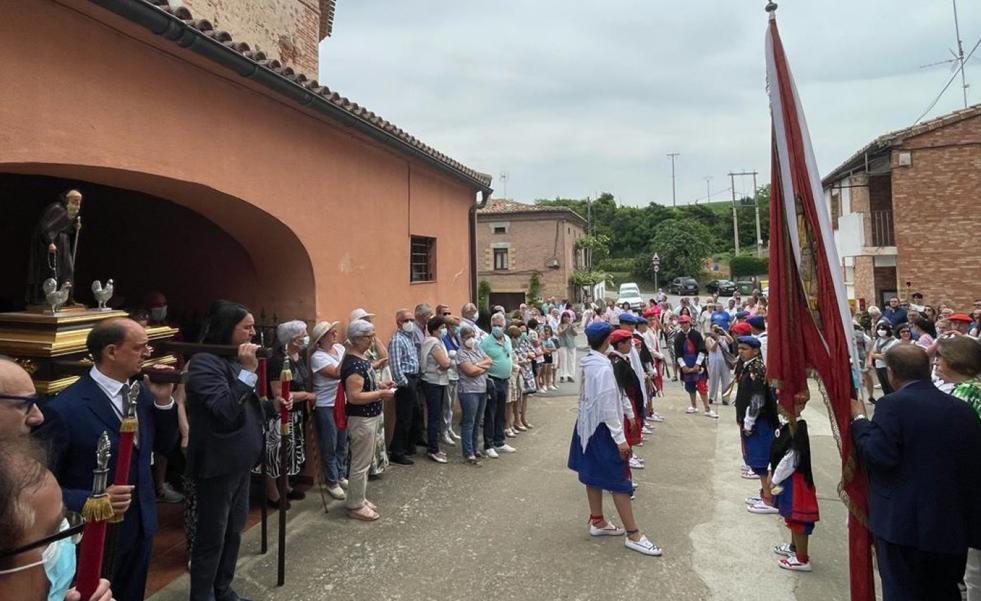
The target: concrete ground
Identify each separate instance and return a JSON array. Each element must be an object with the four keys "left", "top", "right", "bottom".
[{"left": 149, "top": 371, "right": 856, "bottom": 601}]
